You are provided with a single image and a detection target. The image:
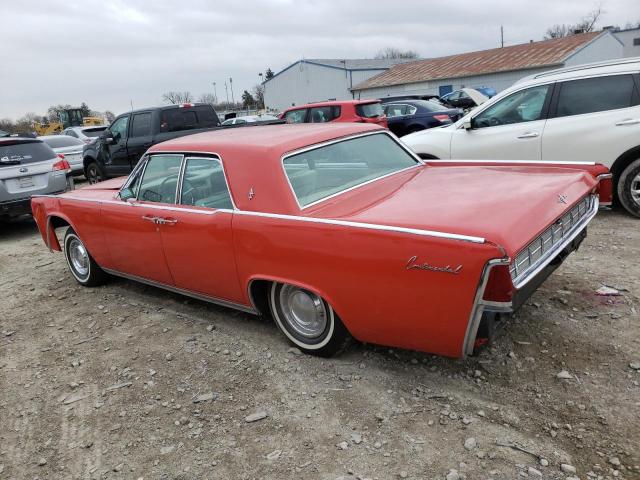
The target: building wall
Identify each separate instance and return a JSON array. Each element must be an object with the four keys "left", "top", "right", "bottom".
[
  {"left": 263, "top": 62, "right": 387, "bottom": 111},
  {"left": 613, "top": 28, "right": 640, "bottom": 58},
  {"left": 564, "top": 31, "right": 624, "bottom": 66},
  {"left": 352, "top": 67, "right": 553, "bottom": 100}
]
